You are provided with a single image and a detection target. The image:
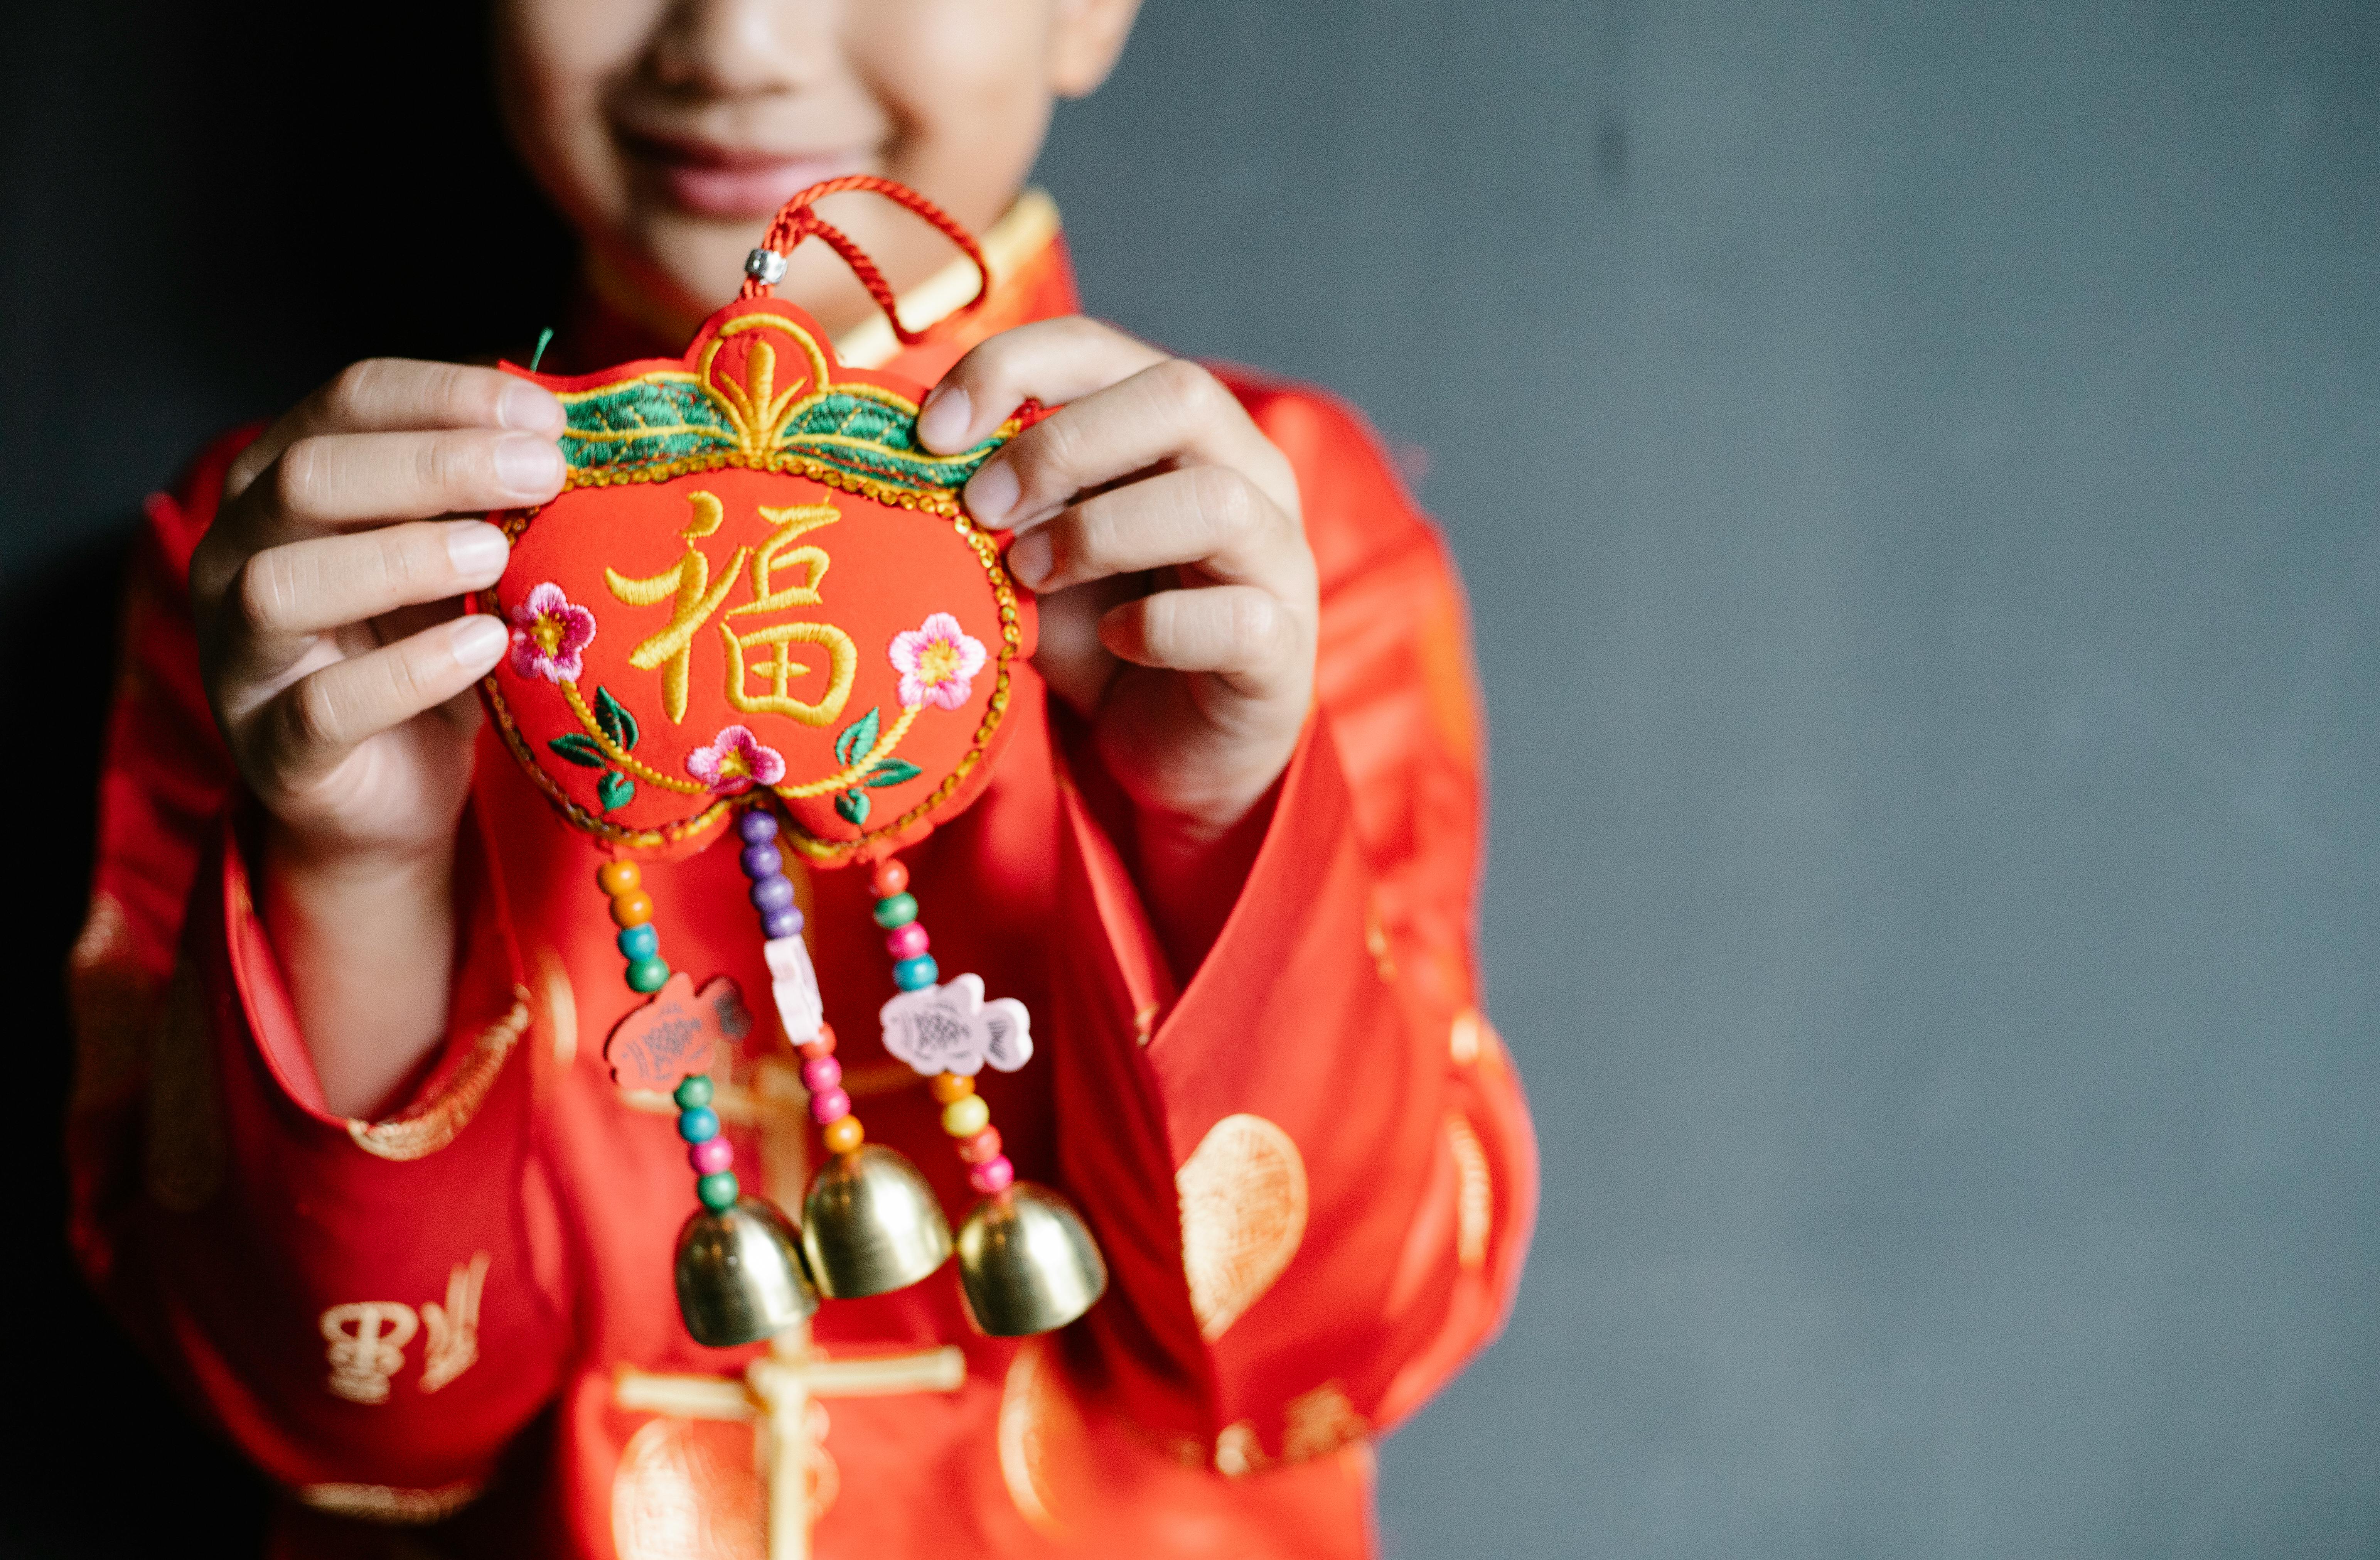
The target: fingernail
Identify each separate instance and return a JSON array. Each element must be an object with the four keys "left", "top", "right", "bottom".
[
  {"left": 495, "top": 434, "right": 565, "bottom": 496},
  {"left": 966, "top": 459, "right": 1019, "bottom": 525},
  {"left": 445, "top": 520, "right": 509, "bottom": 580},
  {"left": 450, "top": 613, "right": 509, "bottom": 669},
  {"left": 916, "top": 384, "right": 972, "bottom": 452},
  {"left": 1006, "top": 527, "right": 1053, "bottom": 589},
  {"left": 501, "top": 380, "right": 566, "bottom": 434}
]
